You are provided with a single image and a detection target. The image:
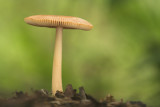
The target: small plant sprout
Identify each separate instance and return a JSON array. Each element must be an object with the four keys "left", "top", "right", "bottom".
[{"left": 24, "top": 15, "right": 93, "bottom": 95}]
